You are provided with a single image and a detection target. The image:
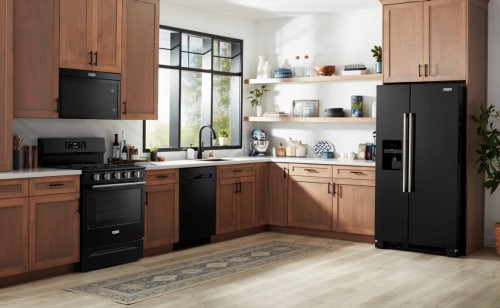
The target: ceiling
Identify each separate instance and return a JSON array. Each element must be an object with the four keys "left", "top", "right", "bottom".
[{"left": 162, "top": 0, "right": 381, "bottom": 20}]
